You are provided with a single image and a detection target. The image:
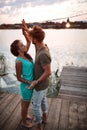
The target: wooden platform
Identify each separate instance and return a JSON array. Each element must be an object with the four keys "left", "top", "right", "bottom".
[
  {"left": 0, "top": 92, "right": 87, "bottom": 130},
  {"left": 0, "top": 66, "right": 87, "bottom": 130},
  {"left": 58, "top": 66, "right": 87, "bottom": 101}
]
